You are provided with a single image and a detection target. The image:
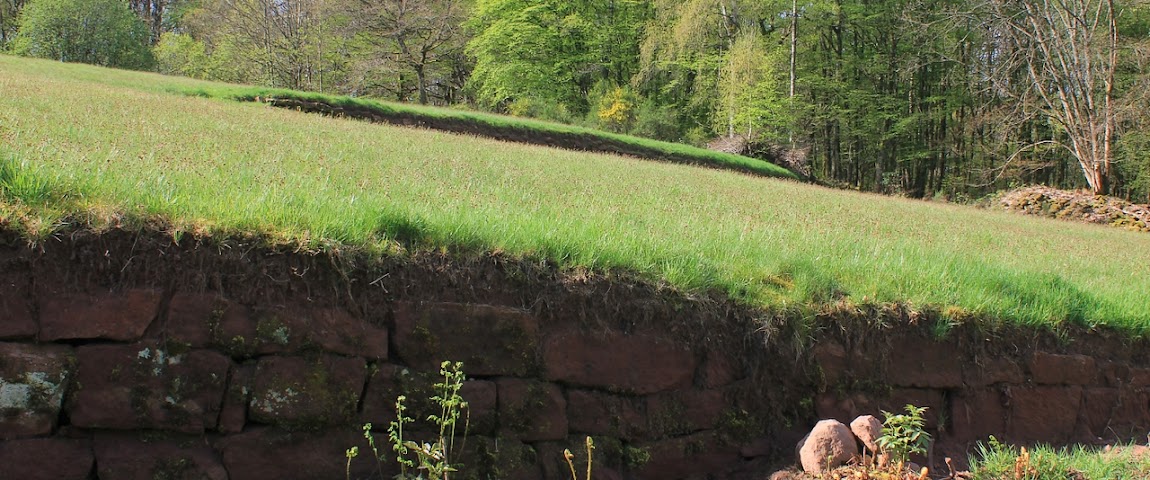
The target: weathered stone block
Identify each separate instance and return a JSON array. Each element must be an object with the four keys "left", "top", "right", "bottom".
[
  {"left": 93, "top": 431, "right": 227, "bottom": 480},
  {"left": 457, "top": 436, "right": 540, "bottom": 480},
  {"left": 813, "top": 341, "right": 848, "bottom": 386},
  {"left": 1081, "top": 388, "right": 1119, "bottom": 439},
  {"left": 461, "top": 380, "right": 499, "bottom": 436},
  {"left": 218, "top": 361, "right": 254, "bottom": 434},
  {"left": 964, "top": 357, "right": 1025, "bottom": 387},
  {"left": 0, "top": 437, "right": 93, "bottom": 480},
  {"left": 0, "top": 343, "right": 73, "bottom": 438},
  {"left": 543, "top": 330, "right": 695, "bottom": 395},
  {"left": 219, "top": 427, "right": 389, "bottom": 480},
  {"left": 39, "top": 289, "right": 161, "bottom": 341},
  {"left": 888, "top": 337, "right": 963, "bottom": 389},
  {"left": 699, "top": 350, "right": 742, "bottom": 388},
  {"left": 0, "top": 273, "right": 36, "bottom": 339},
  {"left": 647, "top": 389, "right": 726, "bottom": 437},
  {"left": 182, "top": 300, "right": 388, "bottom": 359},
  {"left": 567, "top": 389, "right": 648, "bottom": 441},
  {"left": 249, "top": 354, "right": 366, "bottom": 429},
  {"left": 1029, "top": 352, "right": 1097, "bottom": 386},
  {"left": 497, "top": 378, "right": 567, "bottom": 442},
  {"left": 951, "top": 389, "right": 1007, "bottom": 442},
  {"left": 635, "top": 430, "right": 741, "bottom": 480},
  {"left": 163, "top": 293, "right": 243, "bottom": 349},
  {"left": 1008, "top": 386, "right": 1082, "bottom": 443},
  {"left": 392, "top": 302, "right": 538, "bottom": 376},
  {"left": 68, "top": 343, "right": 229, "bottom": 433}
]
